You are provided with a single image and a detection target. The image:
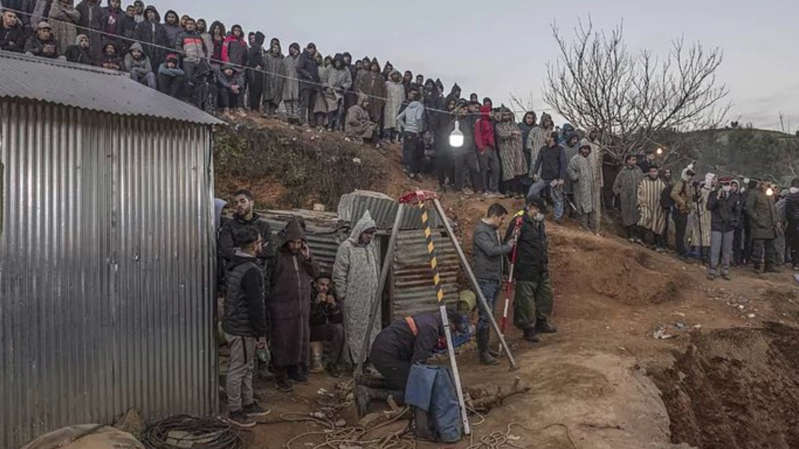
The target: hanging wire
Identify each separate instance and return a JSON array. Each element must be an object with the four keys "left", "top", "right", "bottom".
[{"left": 4, "top": 6, "right": 557, "bottom": 119}]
